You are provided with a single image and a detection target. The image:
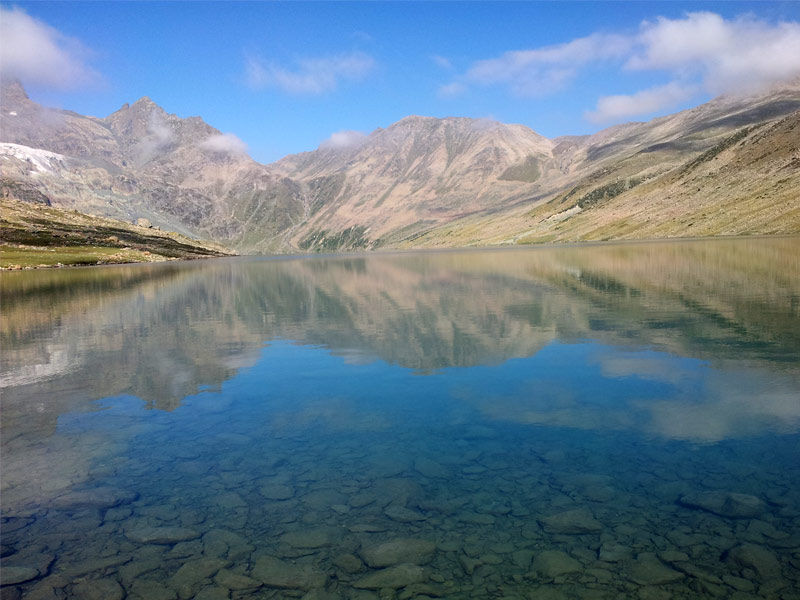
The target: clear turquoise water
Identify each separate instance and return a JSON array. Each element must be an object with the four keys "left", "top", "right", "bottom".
[{"left": 1, "top": 238, "right": 799, "bottom": 599}]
